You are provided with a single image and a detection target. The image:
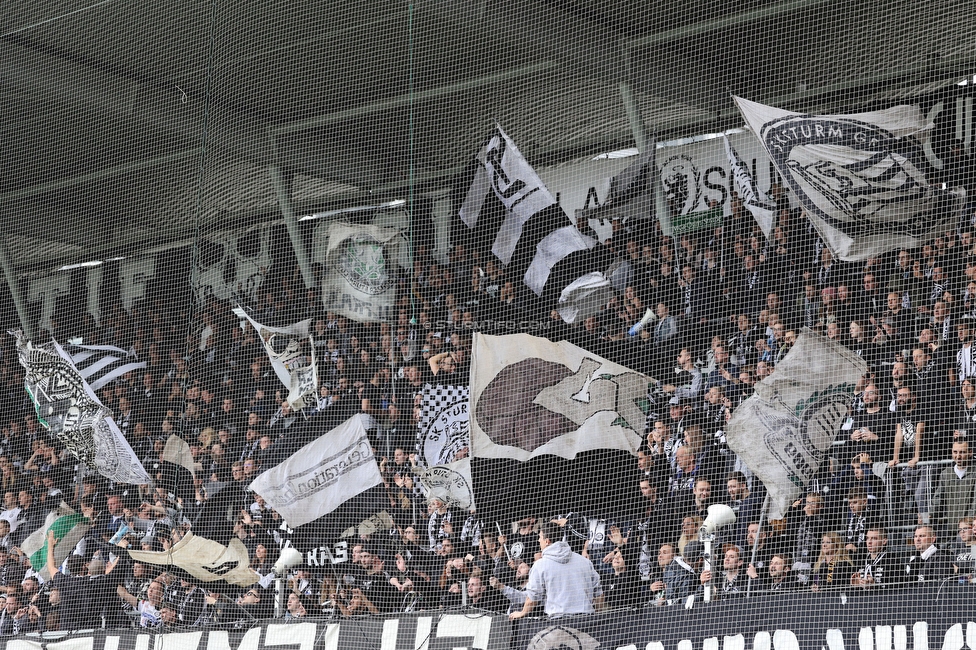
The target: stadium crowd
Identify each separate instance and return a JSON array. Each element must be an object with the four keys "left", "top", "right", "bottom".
[{"left": 0, "top": 188, "right": 974, "bottom": 632}]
